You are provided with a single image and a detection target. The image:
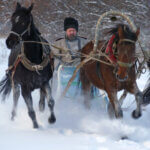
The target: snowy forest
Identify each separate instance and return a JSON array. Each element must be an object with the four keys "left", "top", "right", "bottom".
[{"left": 0, "top": 0, "right": 150, "bottom": 45}]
